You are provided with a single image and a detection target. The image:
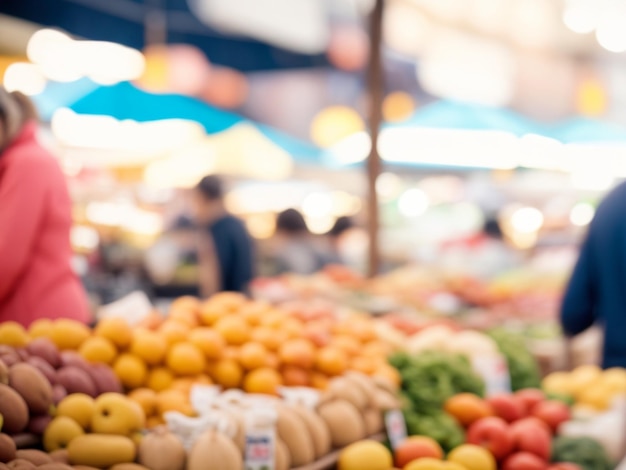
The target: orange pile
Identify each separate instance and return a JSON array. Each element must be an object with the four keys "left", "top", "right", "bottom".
[{"left": 6, "top": 293, "right": 399, "bottom": 425}]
